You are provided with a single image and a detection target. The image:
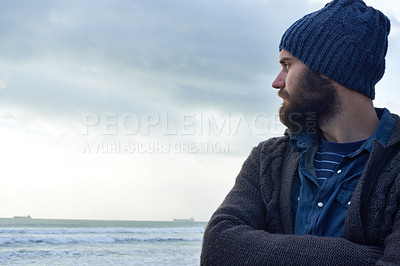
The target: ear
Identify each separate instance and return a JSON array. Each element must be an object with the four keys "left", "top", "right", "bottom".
[
  {"left": 320, "top": 74, "right": 330, "bottom": 81},
  {"left": 320, "top": 74, "right": 343, "bottom": 88},
  {"left": 320, "top": 74, "right": 339, "bottom": 87}
]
